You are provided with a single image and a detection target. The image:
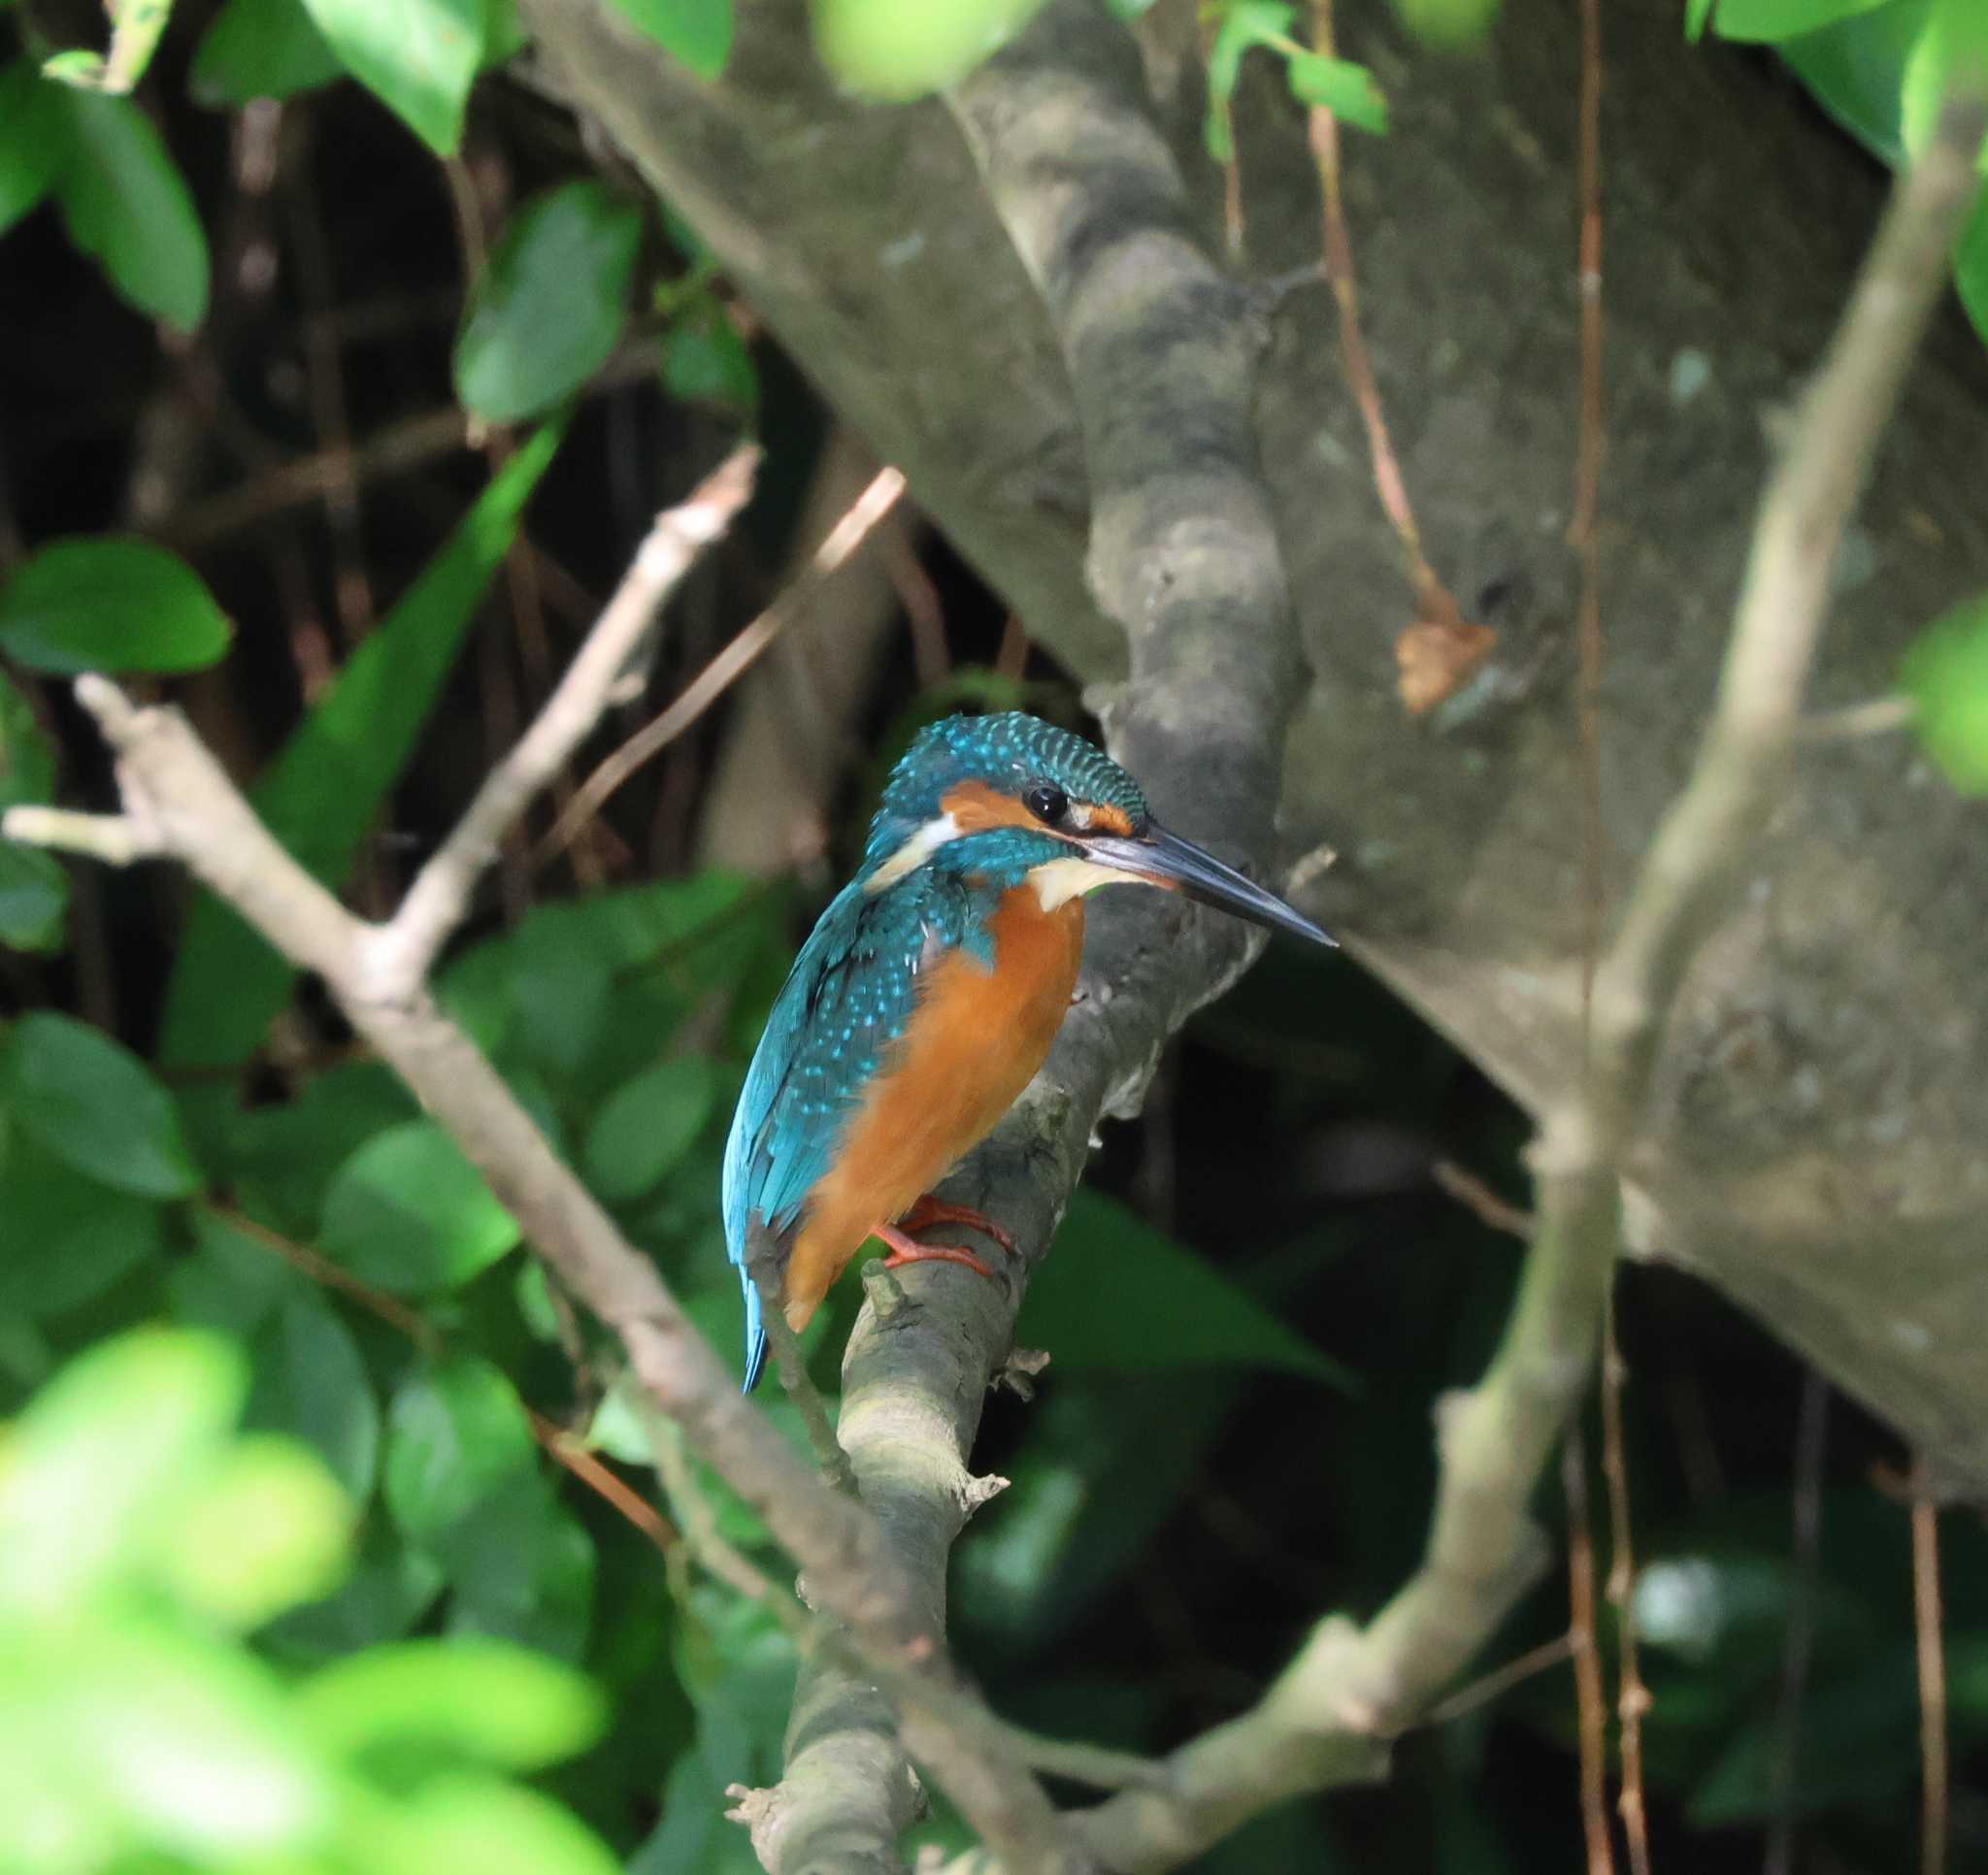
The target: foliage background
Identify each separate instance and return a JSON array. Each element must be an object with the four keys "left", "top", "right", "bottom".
[{"left": 3, "top": 0, "right": 1987, "bottom": 1869}]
